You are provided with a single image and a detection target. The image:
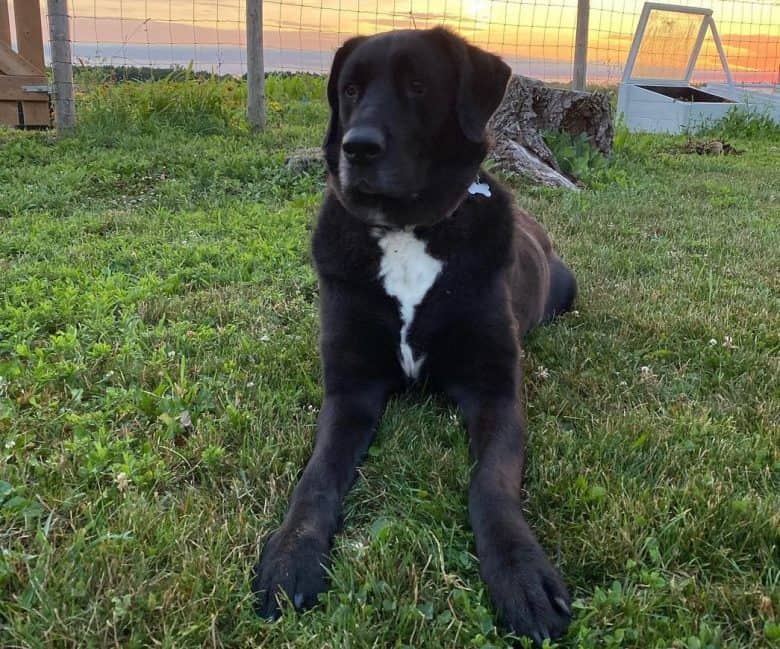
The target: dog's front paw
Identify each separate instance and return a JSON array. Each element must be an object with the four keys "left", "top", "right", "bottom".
[
  {"left": 252, "top": 529, "right": 330, "bottom": 620},
  {"left": 480, "top": 537, "right": 571, "bottom": 646}
]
